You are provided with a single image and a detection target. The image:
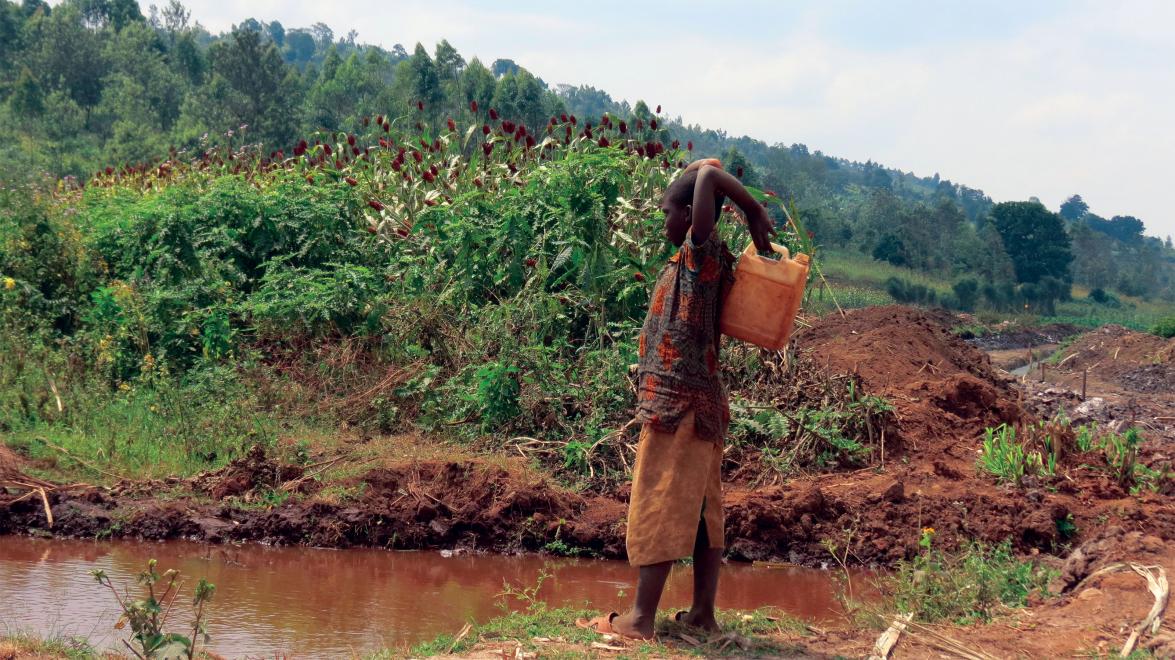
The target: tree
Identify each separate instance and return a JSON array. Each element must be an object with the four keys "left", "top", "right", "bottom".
[
  {"left": 309, "top": 22, "right": 333, "bottom": 50},
  {"left": 283, "top": 30, "right": 316, "bottom": 64},
  {"left": 405, "top": 43, "right": 442, "bottom": 111},
  {"left": 266, "top": 20, "right": 284, "bottom": 46},
  {"left": 202, "top": 28, "right": 299, "bottom": 145},
  {"left": 8, "top": 67, "right": 45, "bottom": 117},
  {"left": 1059, "top": 194, "right": 1088, "bottom": 222},
  {"left": 27, "top": 3, "right": 108, "bottom": 111},
  {"left": 160, "top": 0, "right": 189, "bottom": 45},
  {"left": 989, "top": 201, "right": 1073, "bottom": 286},
  {"left": 460, "top": 58, "right": 496, "bottom": 116},
  {"left": 434, "top": 39, "right": 464, "bottom": 80},
  {"left": 1069, "top": 221, "right": 1117, "bottom": 290},
  {"left": 491, "top": 58, "right": 520, "bottom": 77}
]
